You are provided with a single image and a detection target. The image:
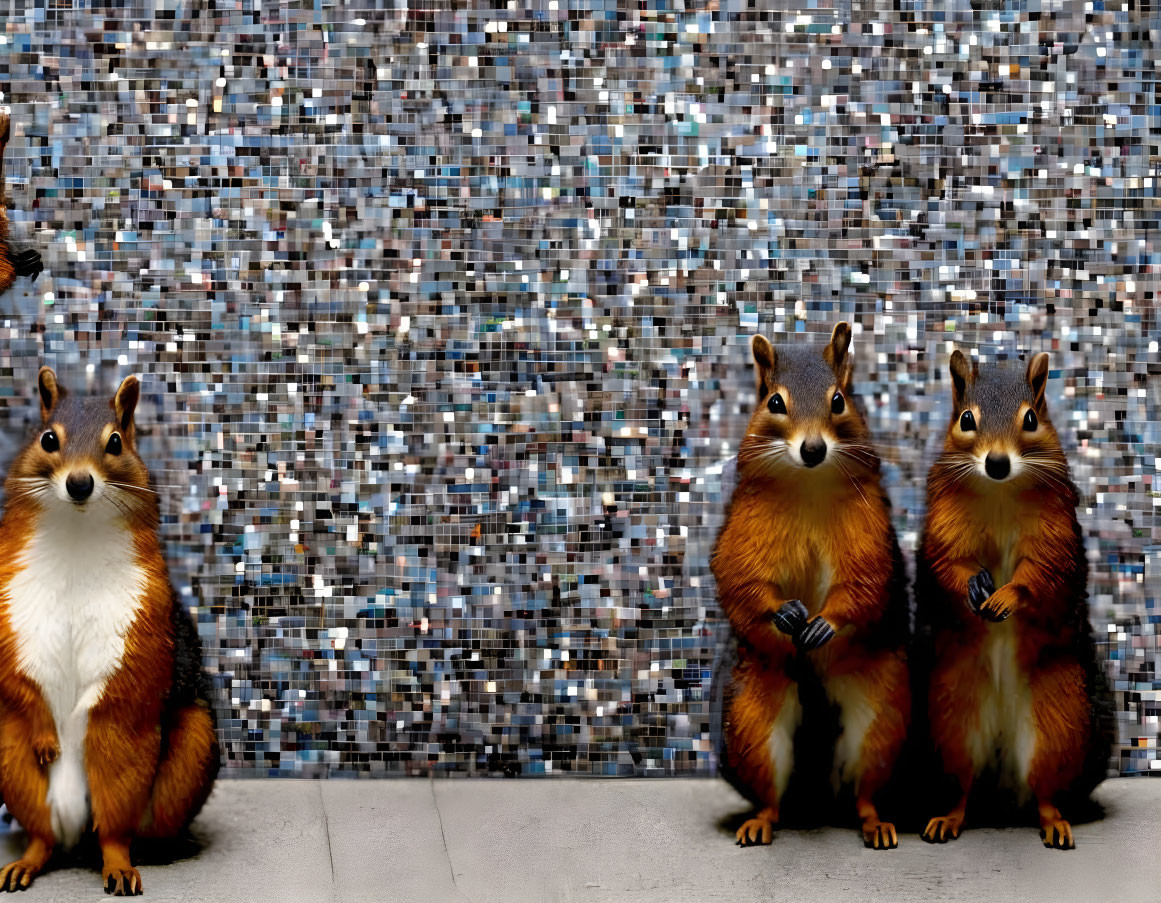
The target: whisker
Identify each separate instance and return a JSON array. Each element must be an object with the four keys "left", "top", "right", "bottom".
[
  {"left": 832, "top": 454, "right": 871, "bottom": 509},
  {"left": 104, "top": 481, "right": 160, "bottom": 495}
]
